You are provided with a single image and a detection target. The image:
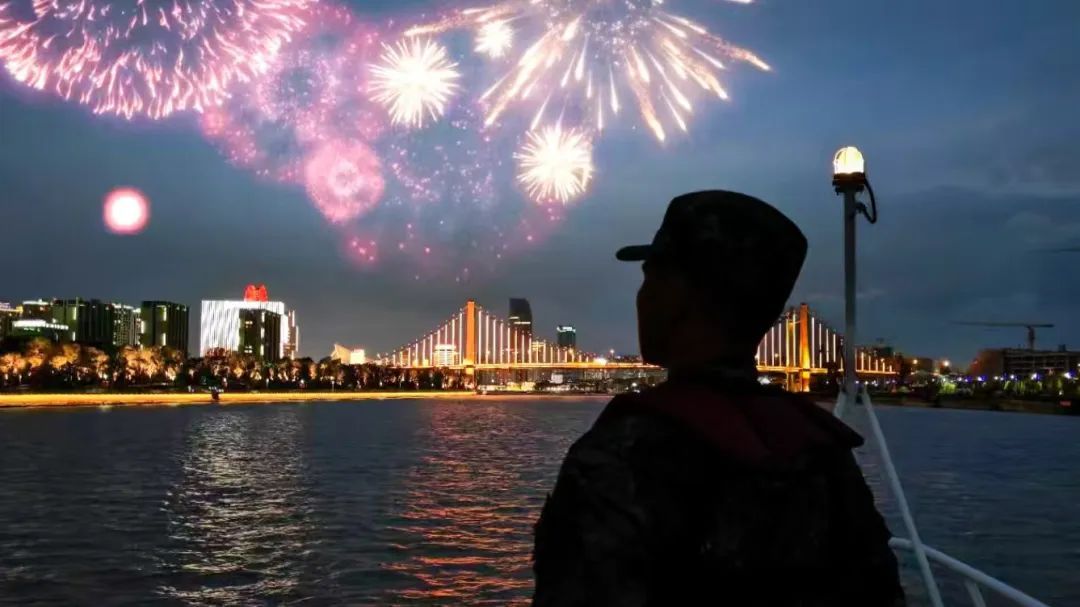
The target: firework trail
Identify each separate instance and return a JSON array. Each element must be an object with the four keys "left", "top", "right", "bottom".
[
  {"left": 369, "top": 36, "right": 461, "bottom": 129},
  {"left": 199, "top": 3, "right": 382, "bottom": 183},
  {"left": 0, "top": 0, "right": 312, "bottom": 120},
  {"left": 406, "top": 0, "right": 768, "bottom": 142}
]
